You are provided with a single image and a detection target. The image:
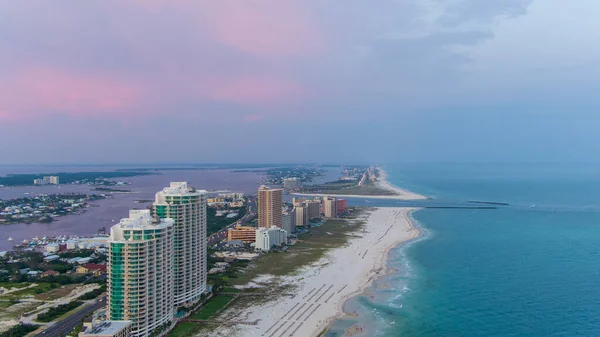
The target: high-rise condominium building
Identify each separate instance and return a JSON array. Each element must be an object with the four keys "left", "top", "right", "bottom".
[
  {"left": 282, "top": 211, "right": 296, "bottom": 236},
  {"left": 305, "top": 200, "right": 321, "bottom": 219},
  {"left": 108, "top": 210, "right": 174, "bottom": 337},
  {"left": 154, "top": 182, "right": 207, "bottom": 306},
  {"left": 294, "top": 204, "right": 309, "bottom": 227},
  {"left": 336, "top": 199, "right": 348, "bottom": 214},
  {"left": 323, "top": 197, "right": 337, "bottom": 218},
  {"left": 257, "top": 185, "right": 283, "bottom": 228}
]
